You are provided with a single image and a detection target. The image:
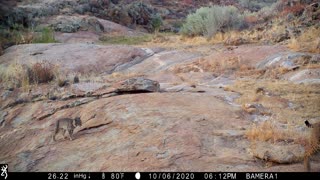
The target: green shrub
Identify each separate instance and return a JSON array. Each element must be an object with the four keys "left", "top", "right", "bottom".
[
  {"left": 151, "top": 14, "right": 163, "bottom": 34},
  {"left": 180, "top": 5, "right": 245, "bottom": 38}
]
